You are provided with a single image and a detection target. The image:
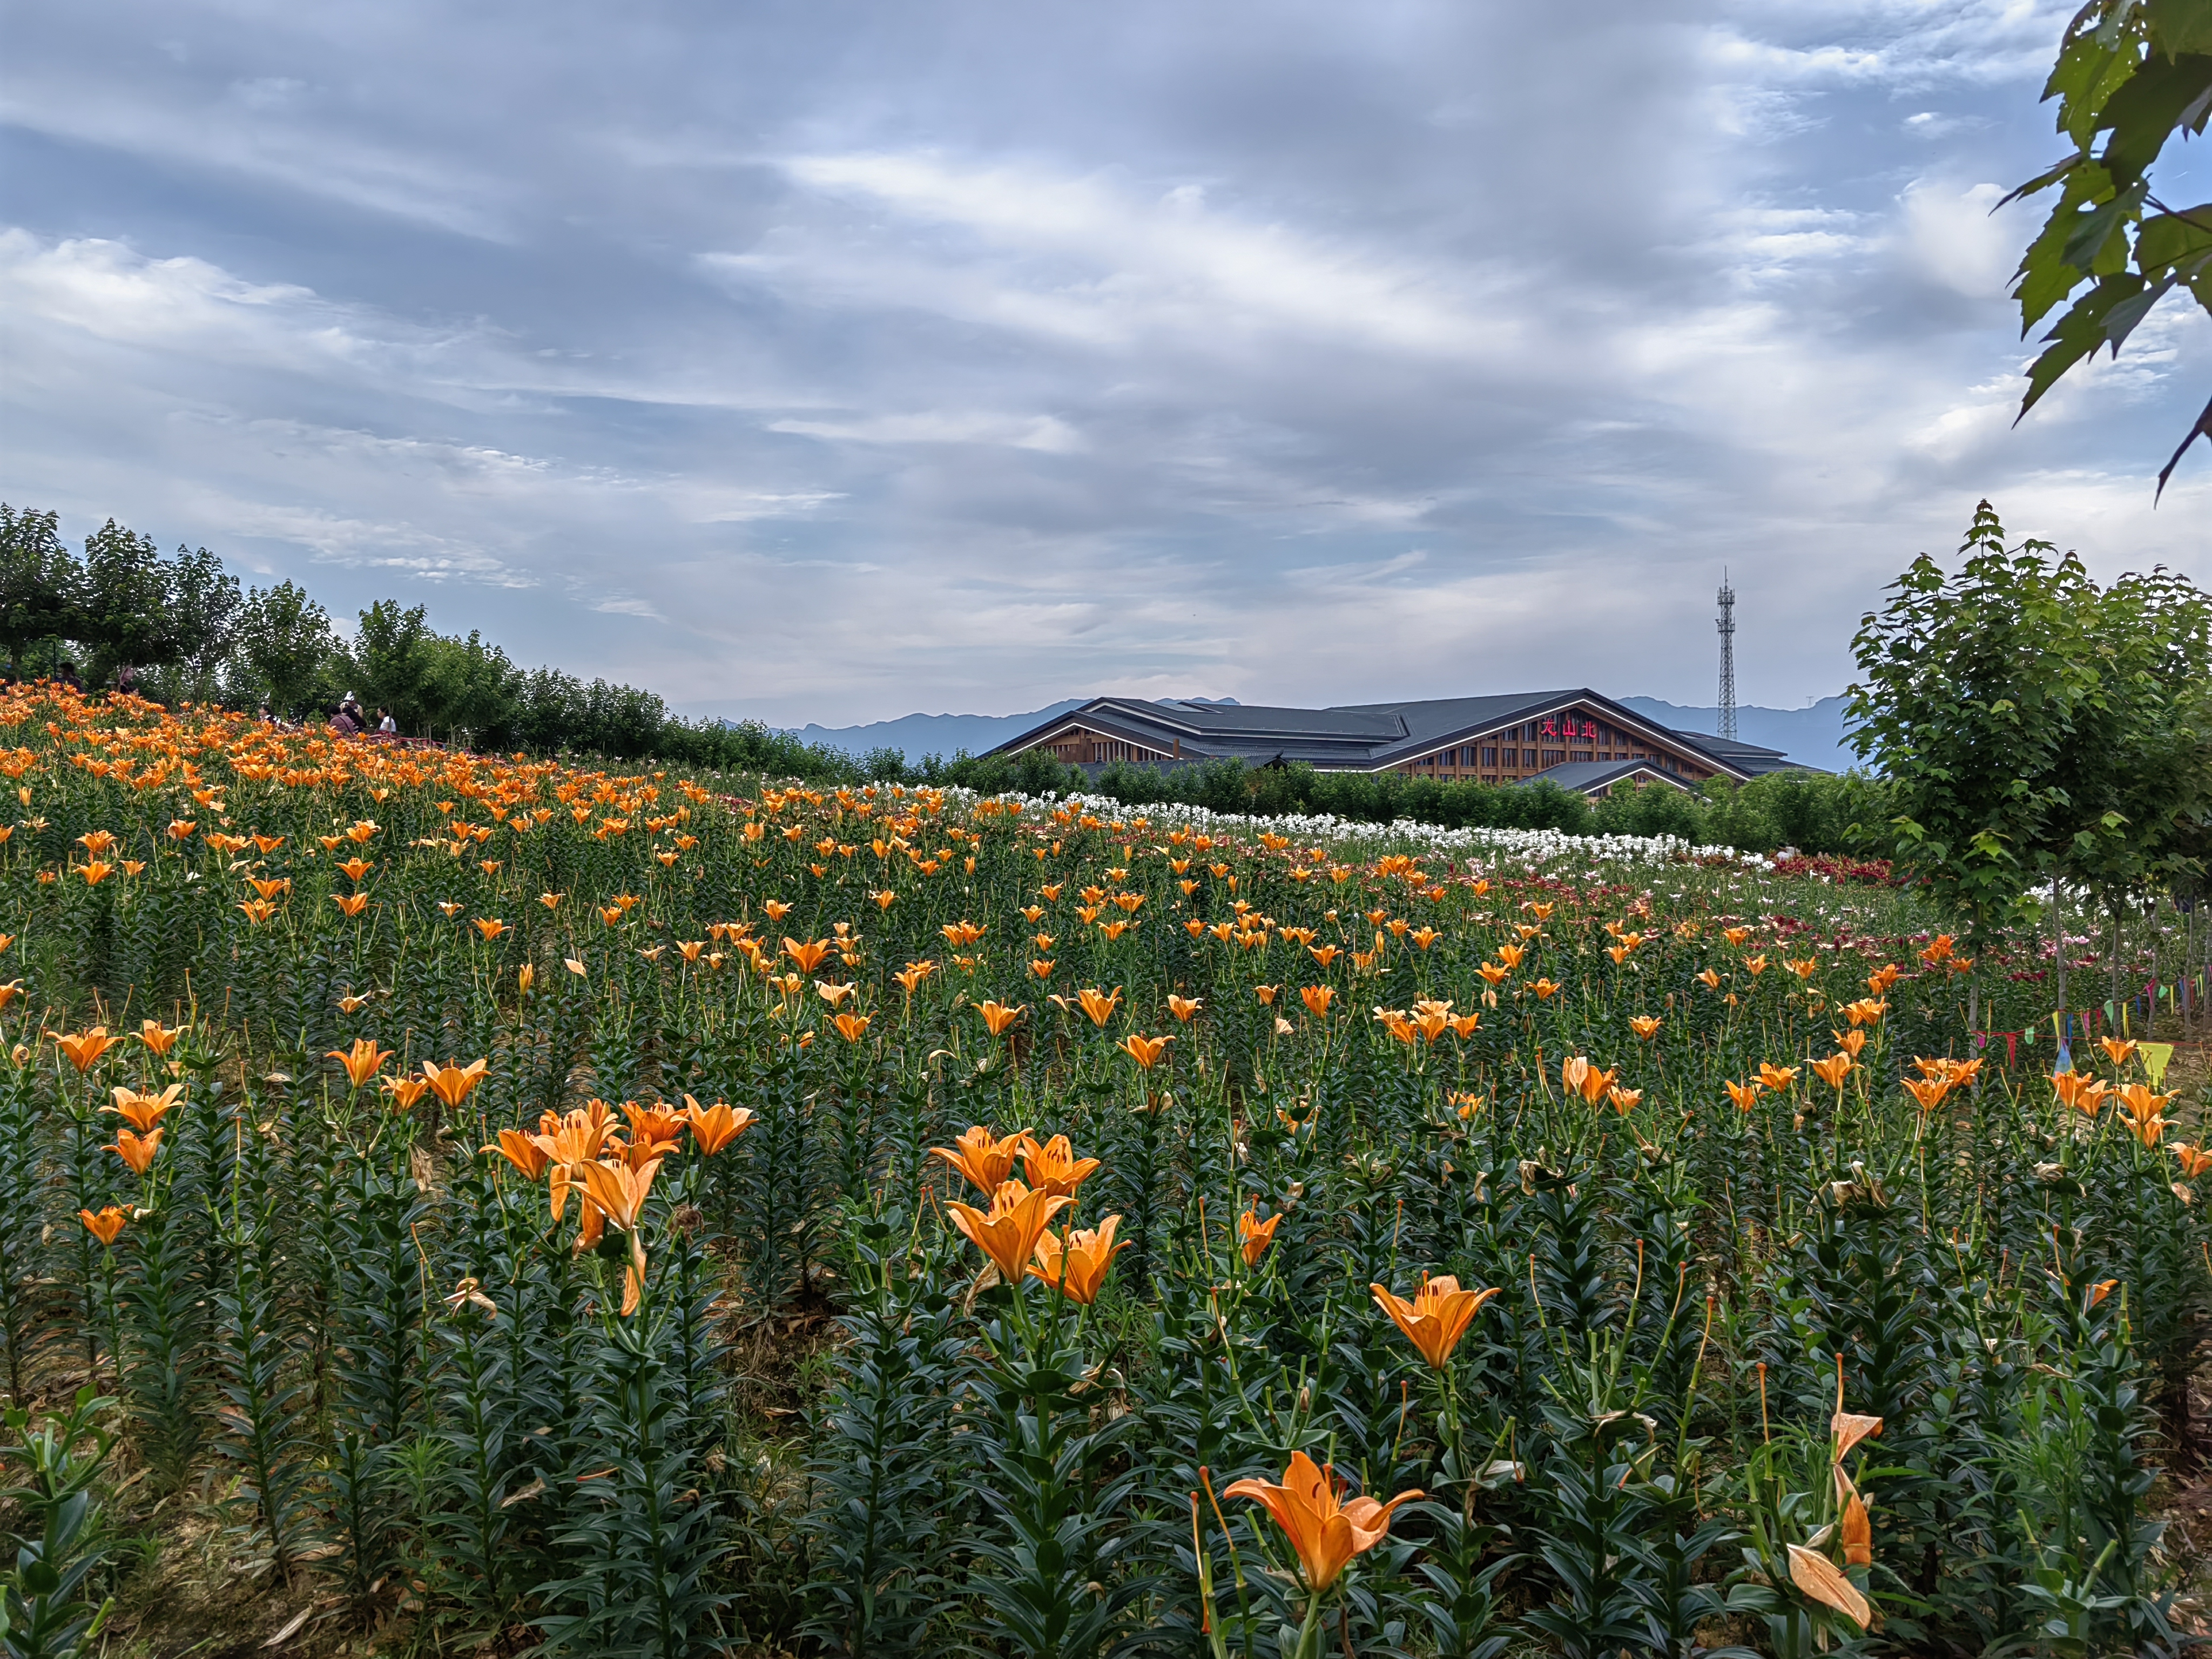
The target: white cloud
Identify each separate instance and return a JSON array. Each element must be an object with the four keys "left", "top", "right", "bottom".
[{"left": 1897, "top": 179, "right": 2017, "bottom": 298}]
